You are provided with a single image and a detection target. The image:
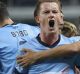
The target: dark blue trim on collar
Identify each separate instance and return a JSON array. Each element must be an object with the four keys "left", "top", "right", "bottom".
[{"left": 36, "top": 34, "right": 60, "bottom": 48}]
